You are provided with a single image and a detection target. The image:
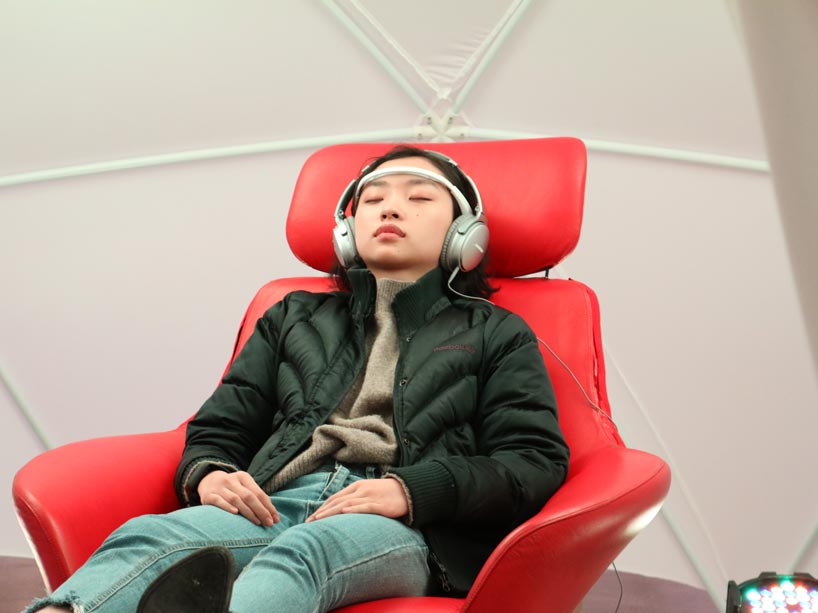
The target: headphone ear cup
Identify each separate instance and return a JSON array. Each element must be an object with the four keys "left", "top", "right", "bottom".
[
  {"left": 332, "top": 217, "right": 358, "bottom": 268},
  {"left": 440, "top": 214, "right": 489, "bottom": 272}
]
